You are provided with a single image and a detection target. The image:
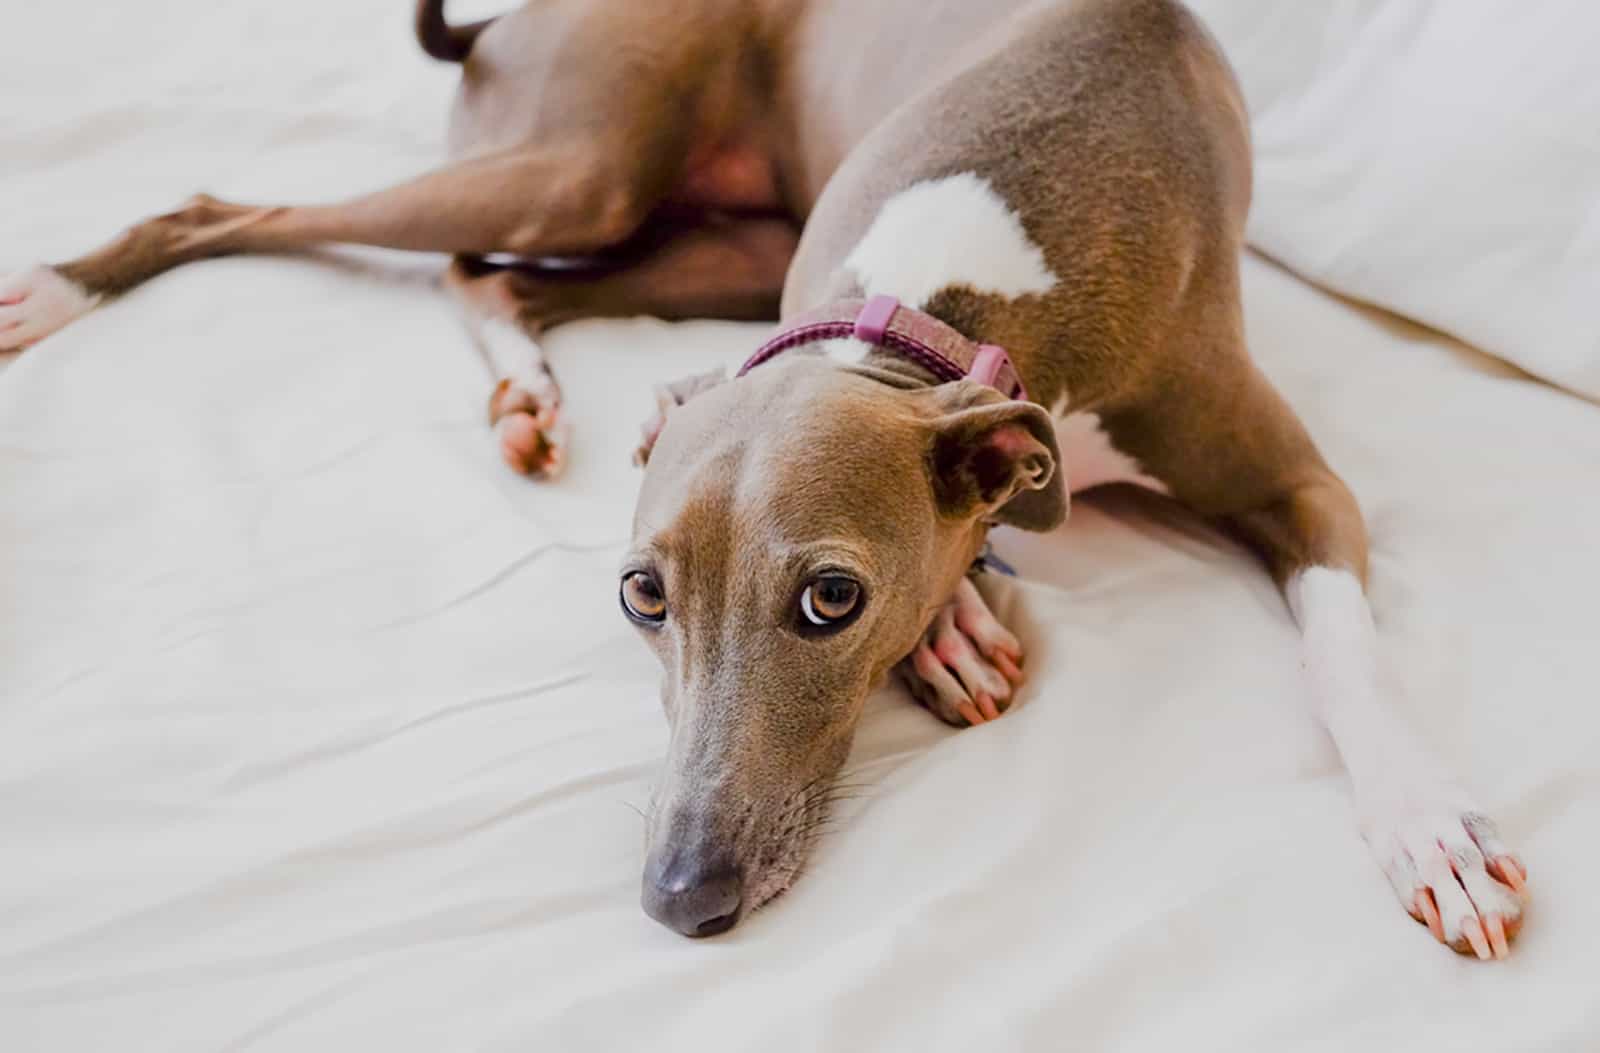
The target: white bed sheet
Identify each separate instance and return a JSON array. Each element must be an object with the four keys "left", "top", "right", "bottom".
[
  {"left": 3, "top": 3, "right": 1598, "bottom": 1050},
  {"left": 1186, "top": 0, "right": 1600, "bottom": 402}
]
